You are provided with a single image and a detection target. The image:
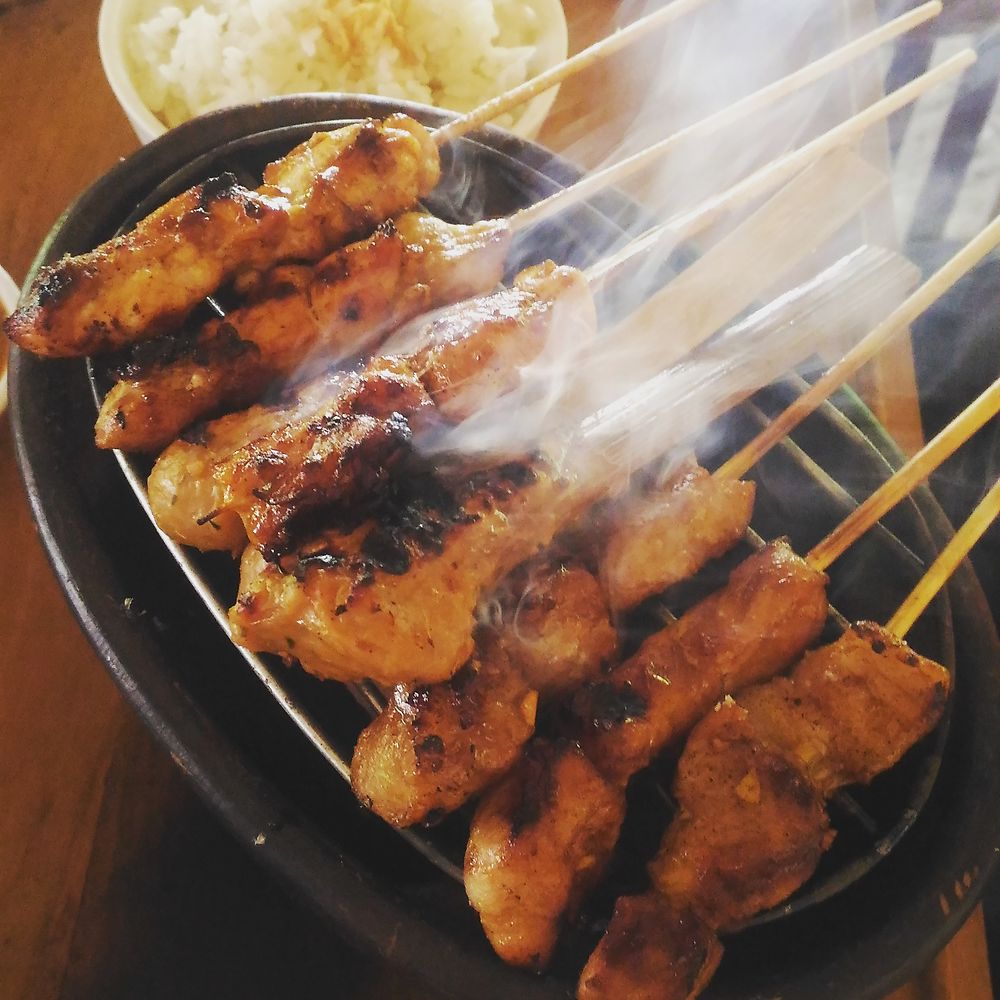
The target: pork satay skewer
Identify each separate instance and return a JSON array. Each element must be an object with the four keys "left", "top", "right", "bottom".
[
  {"left": 94, "top": 17, "right": 950, "bottom": 455},
  {"left": 580, "top": 489, "right": 999, "bottom": 1000},
  {"left": 467, "top": 384, "right": 1000, "bottom": 973},
  {"left": 604, "top": 208, "right": 1000, "bottom": 612},
  {"left": 6, "top": 0, "right": 717, "bottom": 361}
]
